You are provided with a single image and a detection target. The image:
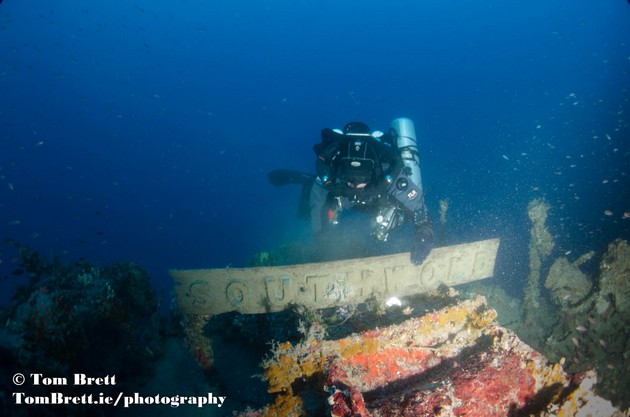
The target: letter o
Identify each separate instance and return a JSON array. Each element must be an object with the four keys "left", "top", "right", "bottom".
[
  {"left": 419, "top": 261, "right": 436, "bottom": 284},
  {"left": 226, "top": 281, "right": 248, "bottom": 306}
]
